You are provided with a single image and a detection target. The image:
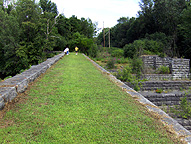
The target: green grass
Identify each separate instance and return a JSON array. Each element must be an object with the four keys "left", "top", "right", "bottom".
[{"left": 0, "top": 53, "right": 182, "bottom": 143}]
